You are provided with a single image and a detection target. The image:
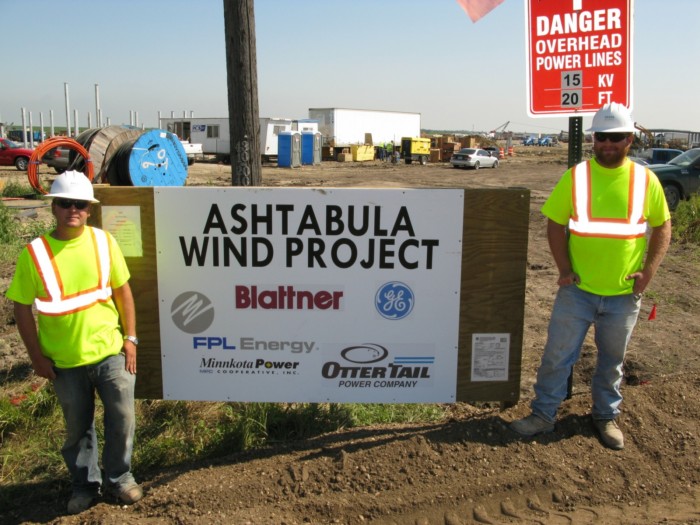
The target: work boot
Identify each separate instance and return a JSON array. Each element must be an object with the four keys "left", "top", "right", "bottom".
[
  {"left": 592, "top": 419, "right": 624, "bottom": 450},
  {"left": 67, "top": 492, "right": 95, "bottom": 514},
  {"left": 108, "top": 483, "right": 143, "bottom": 505},
  {"left": 116, "top": 484, "right": 143, "bottom": 505},
  {"left": 509, "top": 414, "right": 555, "bottom": 436}
]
